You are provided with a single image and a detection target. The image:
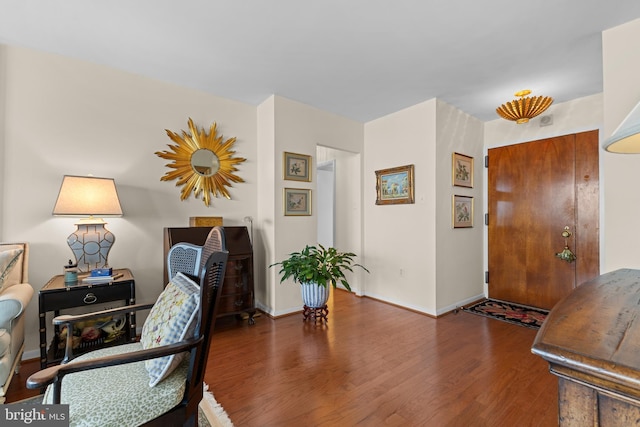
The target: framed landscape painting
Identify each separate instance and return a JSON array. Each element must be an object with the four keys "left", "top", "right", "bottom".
[
  {"left": 452, "top": 195, "right": 473, "bottom": 228},
  {"left": 283, "top": 152, "right": 312, "bottom": 182},
  {"left": 375, "top": 164, "right": 415, "bottom": 205},
  {"left": 452, "top": 152, "right": 473, "bottom": 188},
  {"left": 284, "top": 188, "right": 312, "bottom": 216}
]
